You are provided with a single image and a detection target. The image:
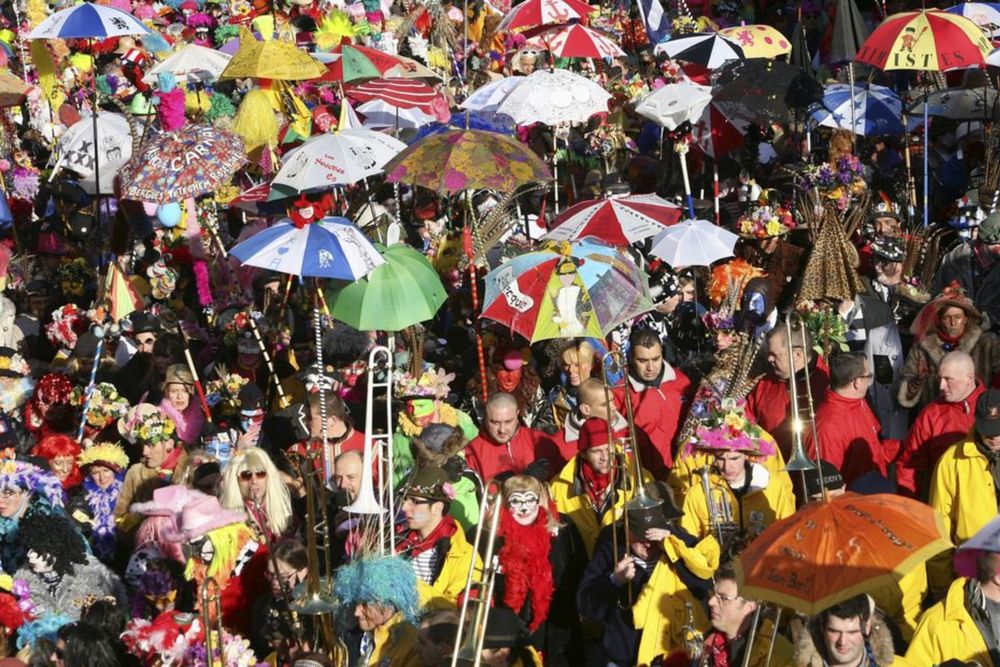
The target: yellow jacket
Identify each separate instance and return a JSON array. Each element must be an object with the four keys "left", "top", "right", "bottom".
[
  {"left": 906, "top": 578, "right": 996, "bottom": 667},
  {"left": 868, "top": 563, "right": 927, "bottom": 642},
  {"left": 417, "top": 525, "right": 483, "bottom": 611},
  {"left": 679, "top": 463, "right": 795, "bottom": 546},
  {"left": 667, "top": 433, "right": 791, "bottom": 507},
  {"left": 332, "top": 612, "right": 424, "bottom": 667},
  {"left": 632, "top": 532, "right": 720, "bottom": 666},
  {"left": 928, "top": 438, "right": 994, "bottom": 593},
  {"left": 550, "top": 455, "right": 652, "bottom": 557},
  {"left": 701, "top": 617, "right": 795, "bottom": 667}
]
